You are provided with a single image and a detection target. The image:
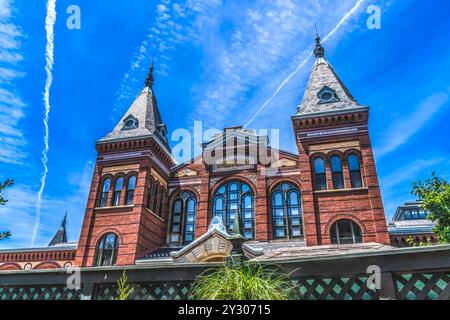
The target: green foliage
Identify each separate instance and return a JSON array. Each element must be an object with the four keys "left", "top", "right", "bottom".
[
  {"left": 412, "top": 172, "right": 450, "bottom": 243},
  {"left": 190, "top": 262, "right": 296, "bottom": 300},
  {"left": 406, "top": 235, "right": 416, "bottom": 247},
  {"left": 0, "top": 231, "right": 12, "bottom": 241},
  {"left": 114, "top": 271, "right": 134, "bottom": 301},
  {"left": 0, "top": 179, "right": 14, "bottom": 205},
  {"left": 0, "top": 179, "right": 14, "bottom": 241}
]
